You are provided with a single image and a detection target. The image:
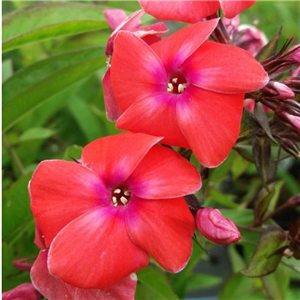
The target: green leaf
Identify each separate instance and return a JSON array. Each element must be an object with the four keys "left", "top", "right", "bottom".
[
  {"left": 210, "top": 151, "right": 235, "bottom": 182},
  {"left": 186, "top": 273, "right": 222, "bottom": 292},
  {"left": 209, "top": 189, "right": 239, "bottom": 209},
  {"left": 219, "top": 274, "right": 265, "bottom": 300},
  {"left": 3, "top": 47, "right": 106, "bottom": 132},
  {"left": 262, "top": 265, "right": 290, "bottom": 300},
  {"left": 63, "top": 145, "right": 83, "bottom": 162},
  {"left": 2, "top": 59, "right": 13, "bottom": 82},
  {"left": 256, "top": 28, "right": 282, "bottom": 62},
  {"left": 19, "top": 127, "right": 56, "bottom": 142},
  {"left": 228, "top": 245, "right": 246, "bottom": 273},
  {"left": 241, "top": 227, "right": 288, "bottom": 277},
  {"left": 2, "top": 2, "right": 109, "bottom": 52},
  {"left": 2, "top": 174, "right": 32, "bottom": 241},
  {"left": 220, "top": 209, "right": 254, "bottom": 226},
  {"left": 136, "top": 266, "right": 179, "bottom": 300}
]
